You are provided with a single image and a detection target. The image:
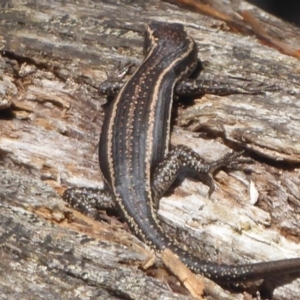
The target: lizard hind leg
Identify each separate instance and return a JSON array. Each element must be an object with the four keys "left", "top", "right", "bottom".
[
  {"left": 63, "top": 187, "right": 115, "bottom": 220},
  {"left": 151, "top": 145, "right": 245, "bottom": 207}
]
